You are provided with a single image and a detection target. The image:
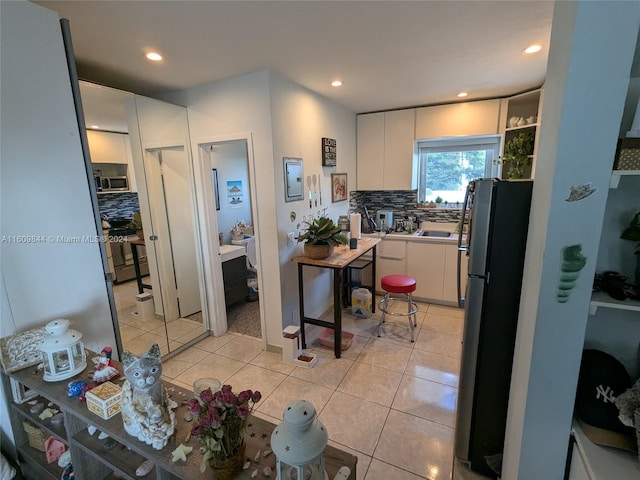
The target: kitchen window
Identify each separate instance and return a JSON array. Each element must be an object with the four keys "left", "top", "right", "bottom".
[{"left": 416, "top": 135, "right": 501, "bottom": 203}]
